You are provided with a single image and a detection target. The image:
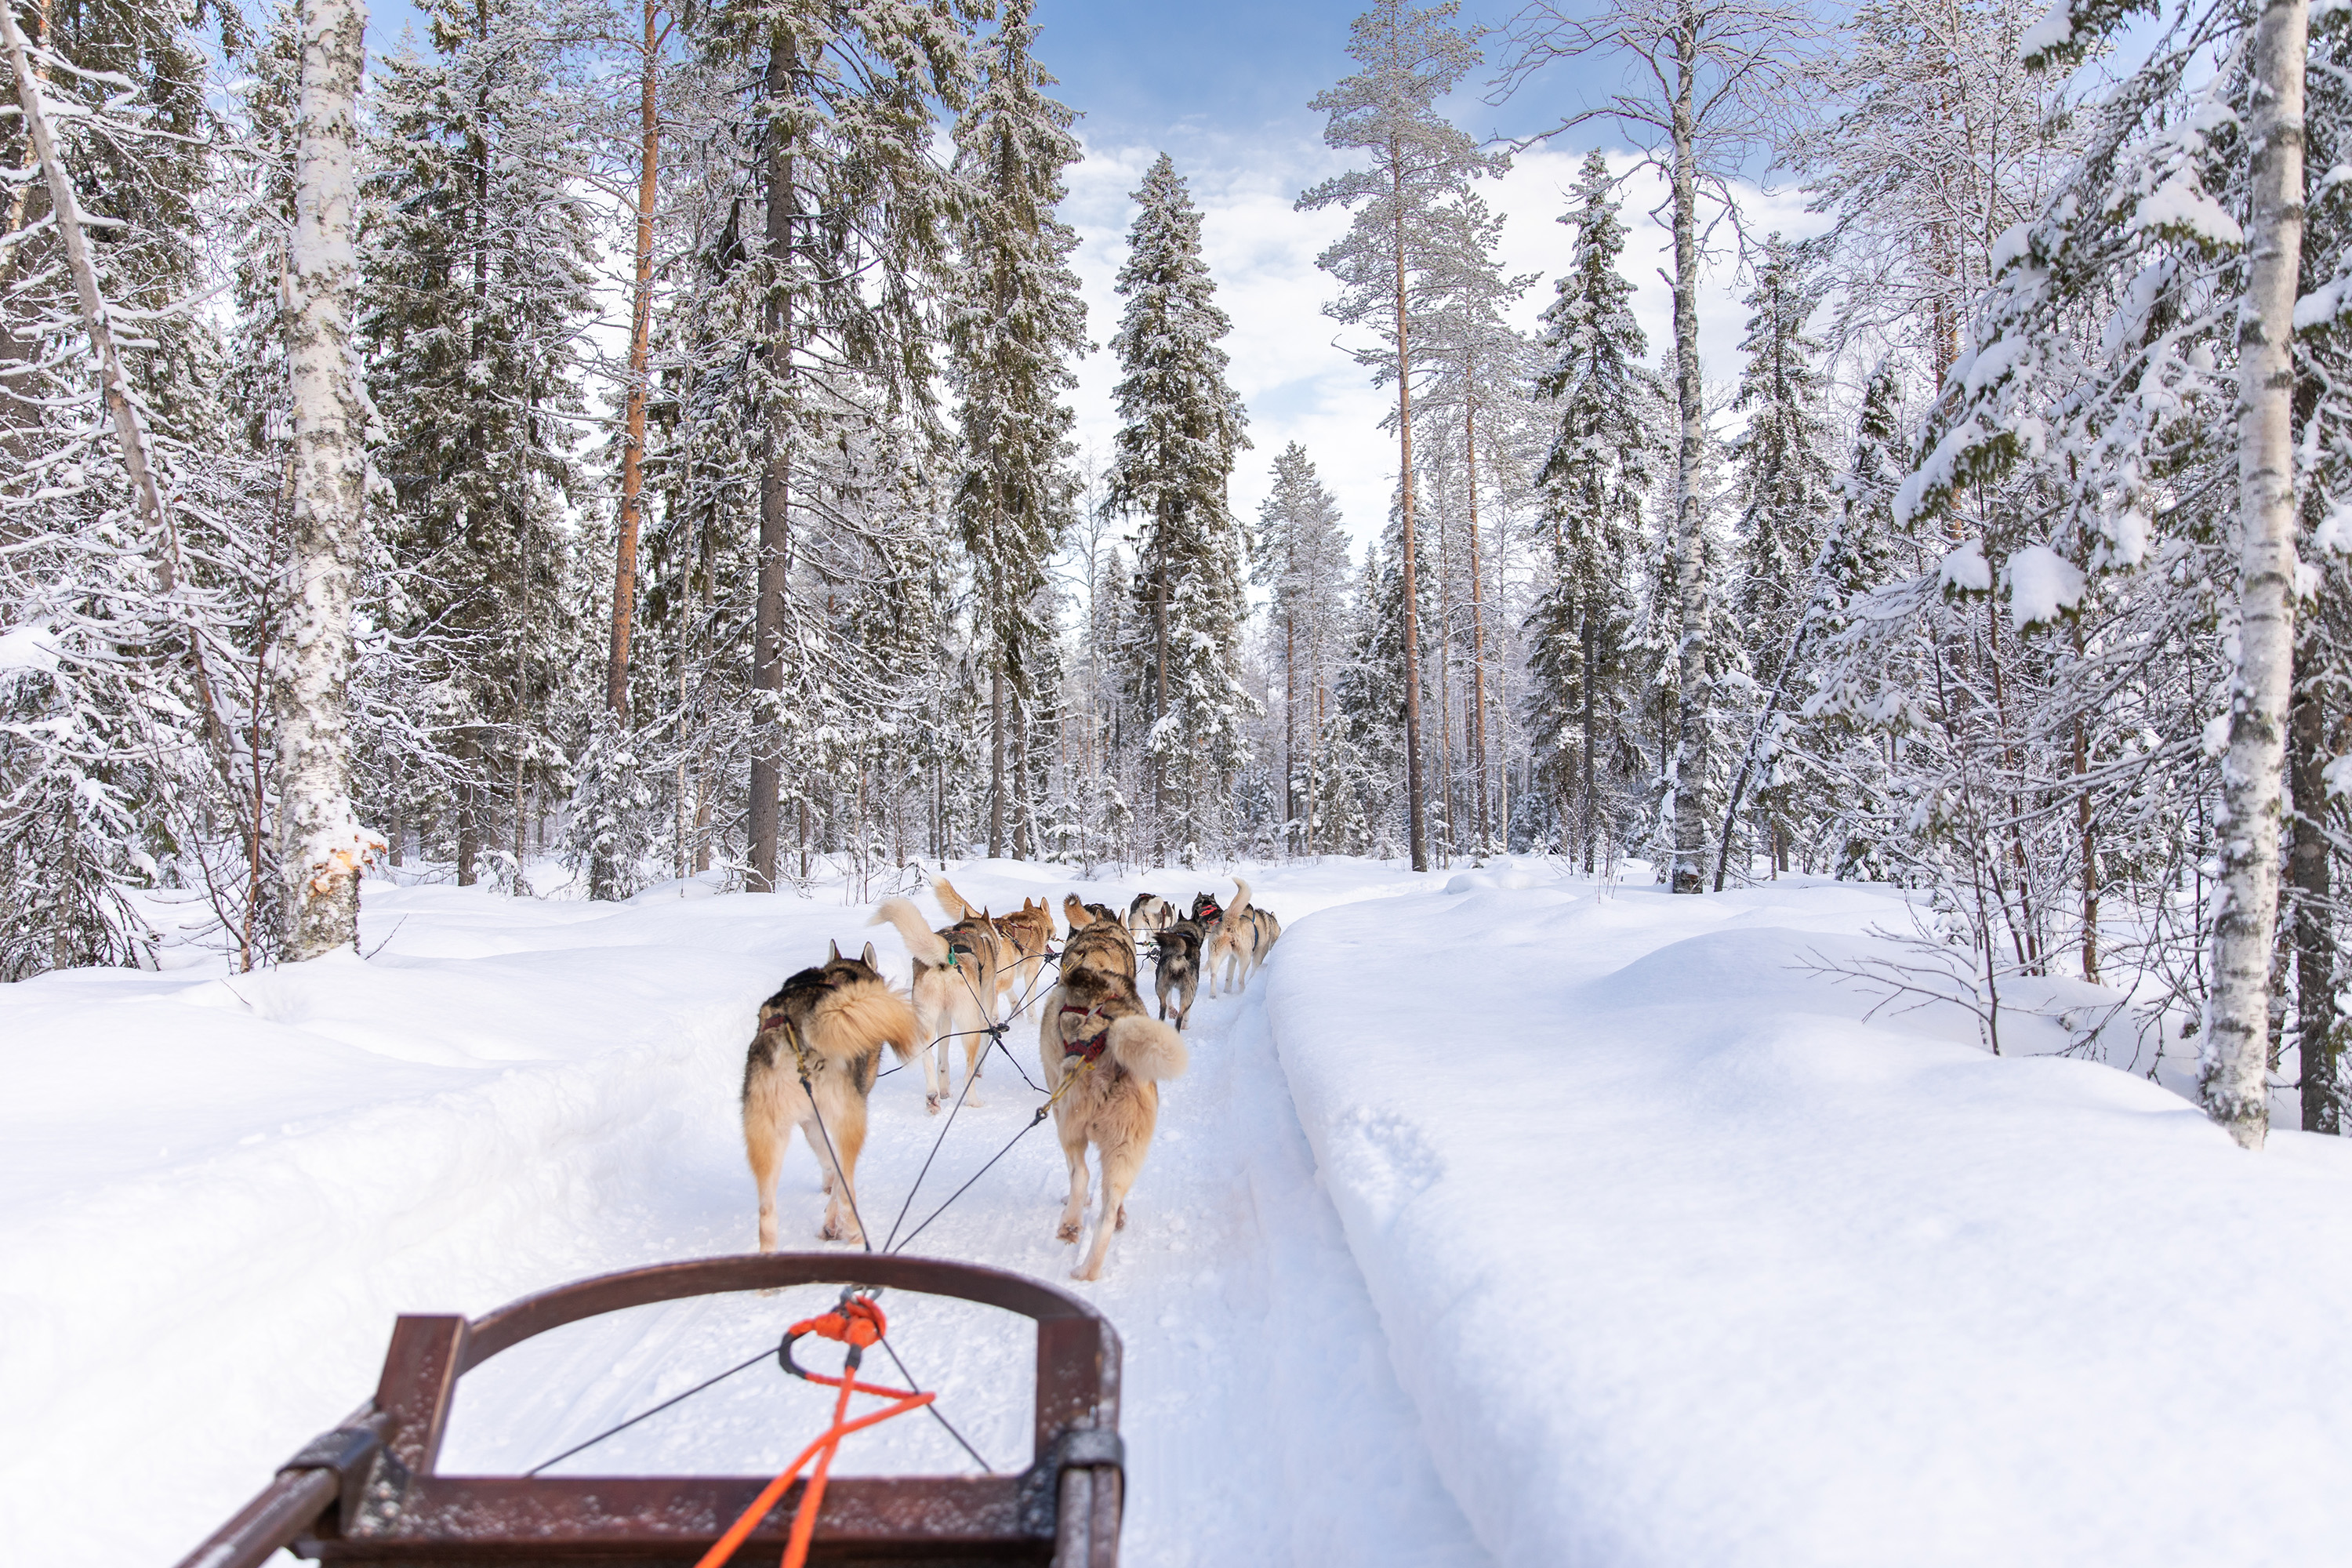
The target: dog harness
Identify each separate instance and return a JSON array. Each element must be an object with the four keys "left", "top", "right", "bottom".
[
  {"left": 1196, "top": 899, "right": 1221, "bottom": 923},
  {"left": 1059, "top": 1002, "right": 1112, "bottom": 1065}
]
